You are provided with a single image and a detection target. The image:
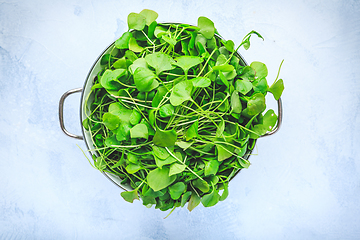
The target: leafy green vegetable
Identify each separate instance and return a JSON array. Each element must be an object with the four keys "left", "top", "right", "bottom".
[
  {"left": 147, "top": 167, "right": 176, "bottom": 192},
  {"left": 198, "top": 16, "right": 215, "bottom": 39},
  {"left": 130, "top": 123, "right": 148, "bottom": 139},
  {"left": 169, "top": 80, "right": 193, "bottom": 106},
  {"left": 168, "top": 182, "right": 186, "bottom": 200},
  {"left": 128, "top": 12, "right": 146, "bottom": 30},
  {"left": 133, "top": 67, "right": 159, "bottom": 92},
  {"left": 153, "top": 128, "right": 177, "bottom": 147},
  {"left": 270, "top": 79, "right": 284, "bottom": 100},
  {"left": 121, "top": 189, "right": 140, "bottom": 203},
  {"left": 139, "top": 9, "right": 158, "bottom": 25},
  {"left": 201, "top": 189, "right": 220, "bottom": 207},
  {"left": 159, "top": 104, "right": 174, "bottom": 118},
  {"left": 81, "top": 9, "right": 284, "bottom": 215},
  {"left": 115, "top": 32, "right": 132, "bottom": 49},
  {"left": 145, "top": 52, "right": 174, "bottom": 75}
]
